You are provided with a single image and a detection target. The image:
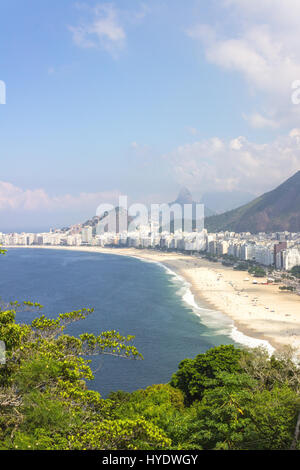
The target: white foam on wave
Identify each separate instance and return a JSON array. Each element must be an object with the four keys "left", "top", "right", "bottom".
[
  {"left": 150, "top": 260, "right": 275, "bottom": 355},
  {"left": 230, "top": 326, "right": 275, "bottom": 355}
]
